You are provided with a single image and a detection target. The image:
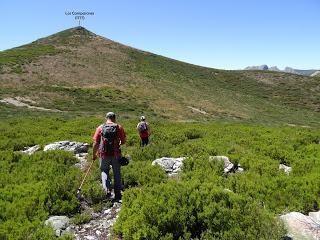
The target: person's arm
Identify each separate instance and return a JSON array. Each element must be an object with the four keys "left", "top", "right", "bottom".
[
  {"left": 147, "top": 122, "right": 151, "bottom": 136},
  {"left": 119, "top": 126, "right": 126, "bottom": 145},
  {"left": 92, "top": 127, "right": 101, "bottom": 161},
  {"left": 92, "top": 141, "right": 99, "bottom": 161}
]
